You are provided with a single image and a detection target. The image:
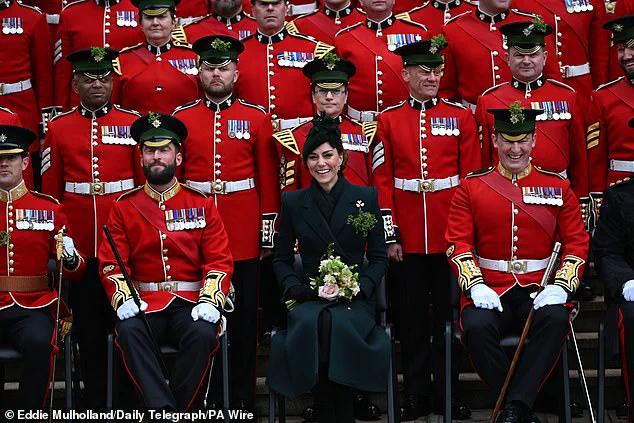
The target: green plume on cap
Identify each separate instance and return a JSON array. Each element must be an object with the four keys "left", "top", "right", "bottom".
[
  {"left": 211, "top": 39, "right": 232, "bottom": 52},
  {"left": 429, "top": 34, "right": 447, "bottom": 54},
  {"left": 523, "top": 15, "right": 548, "bottom": 36},
  {"left": 509, "top": 100, "right": 525, "bottom": 125},
  {"left": 148, "top": 111, "right": 162, "bottom": 128},
  {"left": 91, "top": 47, "right": 107, "bottom": 63},
  {"left": 321, "top": 52, "right": 340, "bottom": 71}
]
